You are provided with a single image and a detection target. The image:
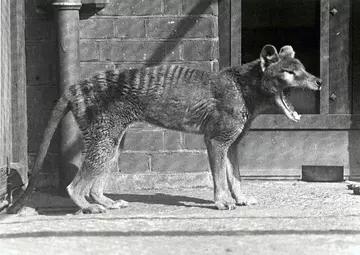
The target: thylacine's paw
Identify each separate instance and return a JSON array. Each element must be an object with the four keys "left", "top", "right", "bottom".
[
  {"left": 215, "top": 201, "right": 236, "bottom": 210},
  {"left": 78, "top": 204, "right": 107, "bottom": 214},
  {"left": 235, "top": 195, "right": 258, "bottom": 206},
  {"left": 107, "top": 199, "right": 129, "bottom": 209}
]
